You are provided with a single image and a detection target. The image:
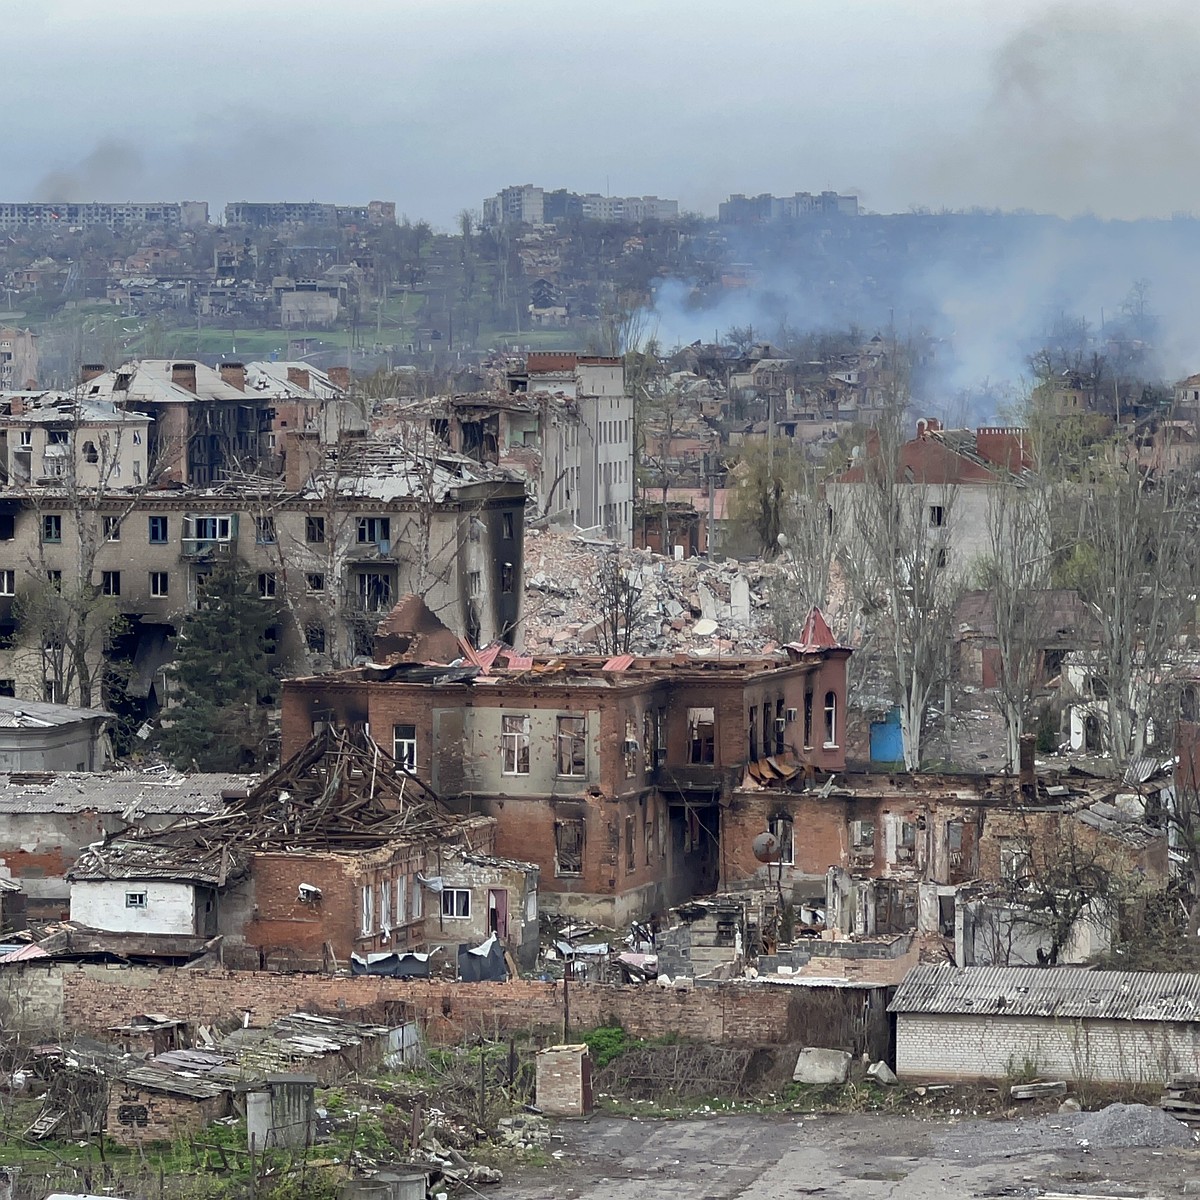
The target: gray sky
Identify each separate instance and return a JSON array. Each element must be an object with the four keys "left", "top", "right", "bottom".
[{"left": 9, "top": 0, "right": 1198, "bottom": 226}]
